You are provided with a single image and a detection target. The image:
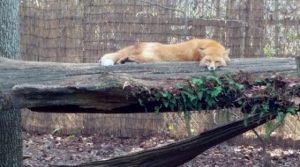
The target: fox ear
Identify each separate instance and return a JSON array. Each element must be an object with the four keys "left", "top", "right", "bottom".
[
  {"left": 198, "top": 49, "right": 206, "bottom": 58},
  {"left": 224, "top": 49, "right": 230, "bottom": 56},
  {"left": 223, "top": 49, "right": 231, "bottom": 62}
]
